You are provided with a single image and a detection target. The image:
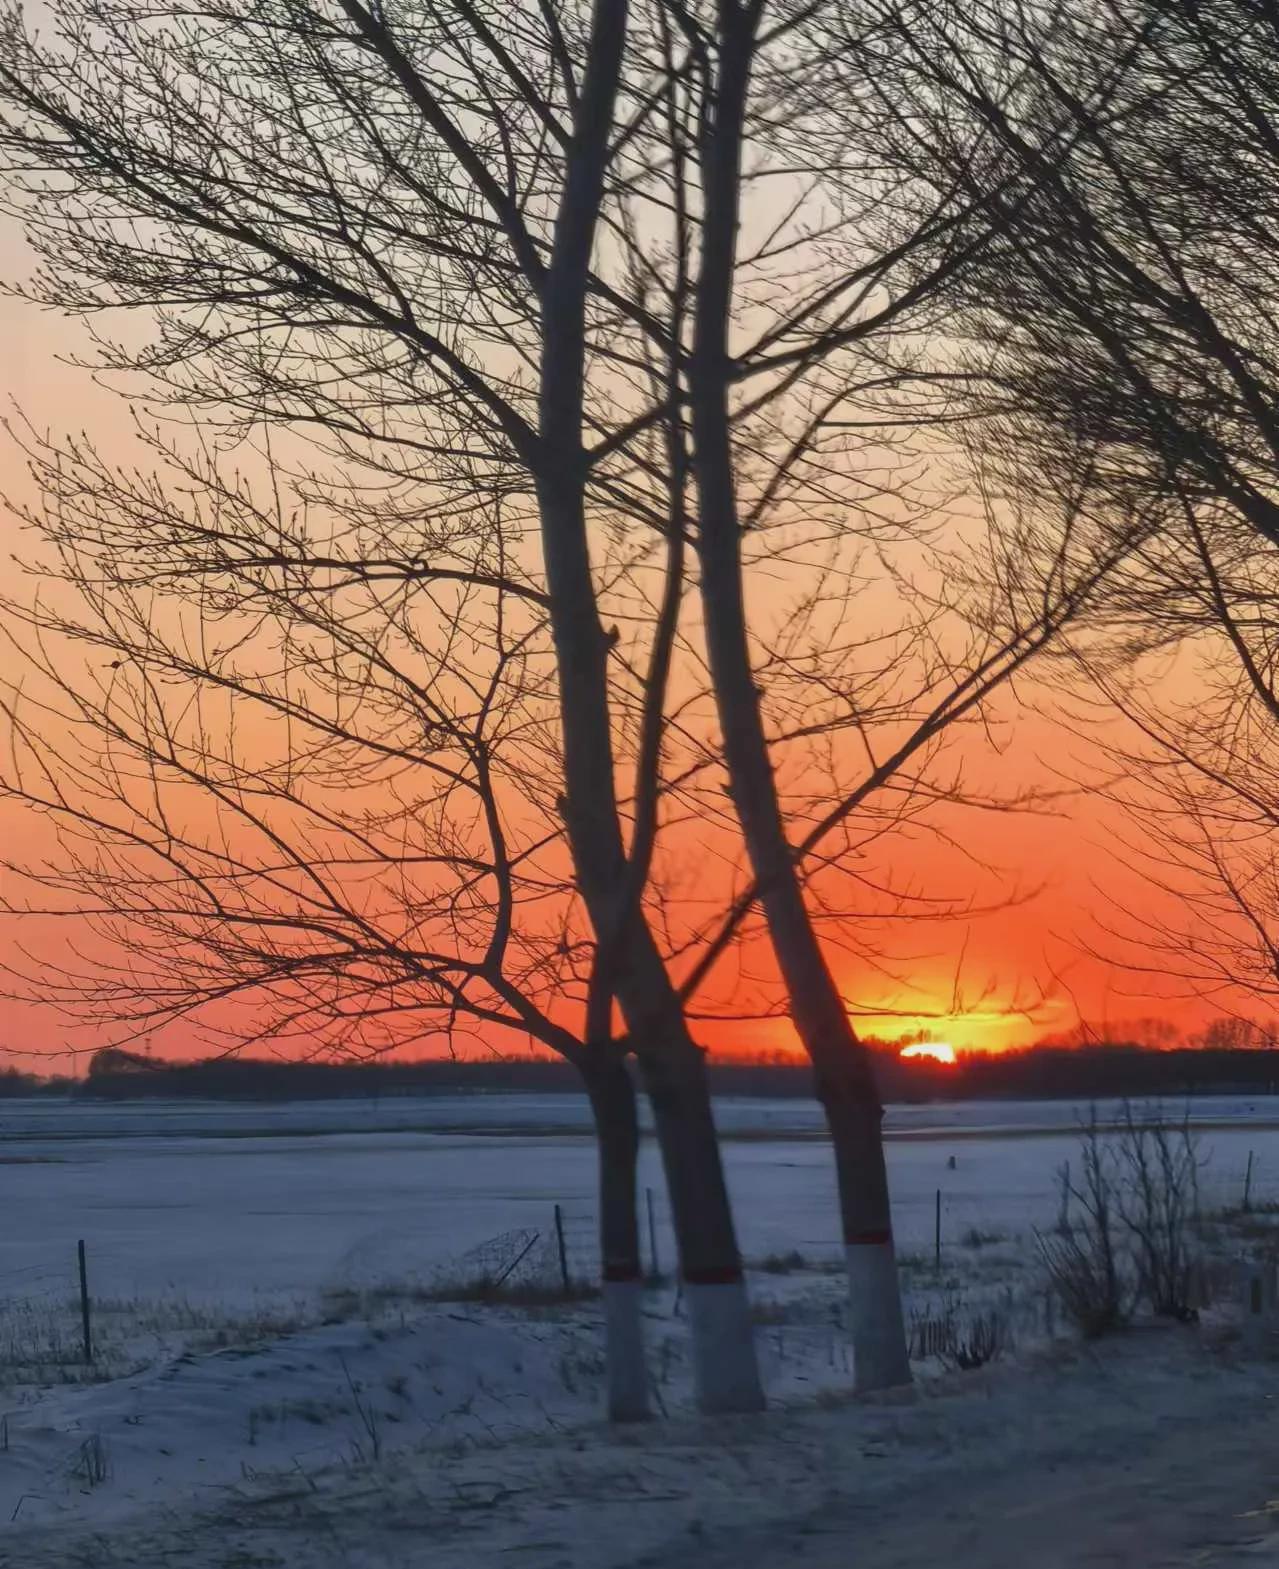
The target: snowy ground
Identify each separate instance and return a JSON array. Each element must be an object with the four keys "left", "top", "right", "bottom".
[
  {"left": 5, "top": 1092, "right": 1279, "bottom": 1305},
  {"left": 4, "top": 1092, "right": 1279, "bottom": 1564},
  {"left": 10, "top": 1088, "right": 1279, "bottom": 1141},
  {"left": 7, "top": 1323, "right": 1279, "bottom": 1567}
]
